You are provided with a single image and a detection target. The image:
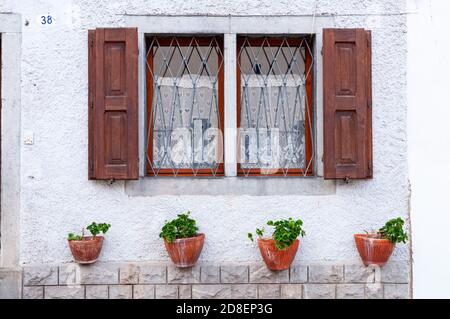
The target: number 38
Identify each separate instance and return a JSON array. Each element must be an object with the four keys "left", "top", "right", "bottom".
[{"left": 41, "top": 15, "right": 53, "bottom": 25}]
